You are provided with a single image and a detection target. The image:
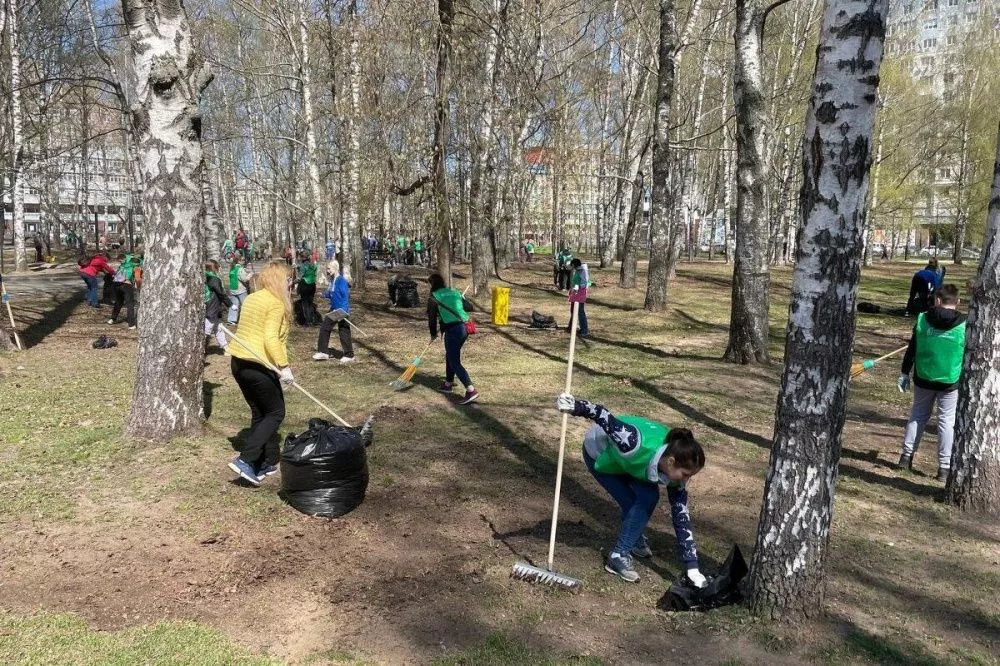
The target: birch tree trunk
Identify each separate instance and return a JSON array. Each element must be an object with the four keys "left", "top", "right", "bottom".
[
  {"left": 946, "top": 121, "right": 1000, "bottom": 514},
  {"left": 724, "top": 0, "right": 770, "bottom": 365},
  {"left": 620, "top": 169, "right": 645, "bottom": 288},
  {"left": 432, "top": 0, "right": 455, "bottom": 284},
  {"left": 343, "top": 0, "right": 363, "bottom": 285},
  {"left": 298, "top": 0, "right": 324, "bottom": 250},
  {"left": 9, "top": 0, "right": 26, "bottom": 271},
  {"left": 644, "top": 0, "right": 677, "bottom": 312},
  {"left": 866, "top": 101, "right": 886, "bottom": 267},
  {"left": 952, "top": 78, "right": 977, "bottom": 266},
  {"left": 470, "top": 0, "right": 502, "bottom": 297},
  {"left": 596, "top": 0, "right": 619, "bottom": 269},
  {"left": 746, "top": 0, "right": 887, "bottom": 621},
  {"left": 123, "top": 0, "right": 212, "bottom": 440}
]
